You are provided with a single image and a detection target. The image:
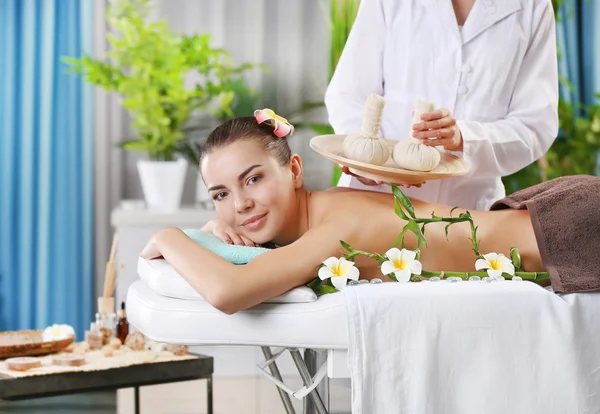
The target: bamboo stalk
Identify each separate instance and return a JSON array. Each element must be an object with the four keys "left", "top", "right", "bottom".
[{"left": 419, "top": 270, "right": 550, "bottom": 283}]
